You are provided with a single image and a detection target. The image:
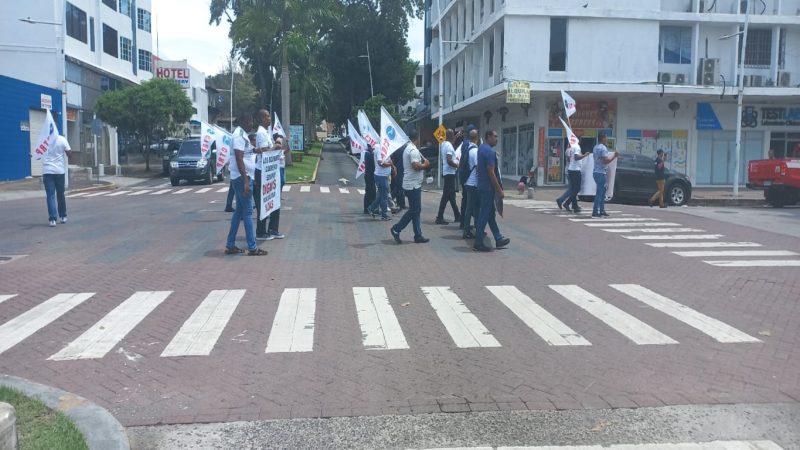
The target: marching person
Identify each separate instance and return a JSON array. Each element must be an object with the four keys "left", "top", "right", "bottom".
[
  {"left": 458, "top": 124, "right": 476, "bottom": 230},
  {"left": 435, "top": 129, "right": 461, "bottom": 225},
  {"left": 591, "top": 133, "right": 619, "bottom": 218},
  {"left": 390, "top": 131, "right": 430, "bottom": 244},
  {"left": 556, "top": 144, "right": 588, "bottom": 213},
  {"left": 225, "top": 113, "right": 267, "bottom": 256},
  {"left": 42, "top": 132, "right": 72, "bottom": 227},
  {"left": 254, "top": 109, "right": 274, "bottom": 240},
  {"left": 473, "top": 130, "right": 510, "bottom": 252},
  {"left": 648, "top": 149, "right": 667, "bottom": 208},
  {"left": 461, "top": 129, "right": 480, "bottom": 239},
  {"left": 267, "top": 132, "right": 286, "bottom": 239},
  {"left": 363, "top": 144, "right": 376, "bottom": 214},
  {"left": 368, "top": 146, "right": 393, "bottom": 221}
]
